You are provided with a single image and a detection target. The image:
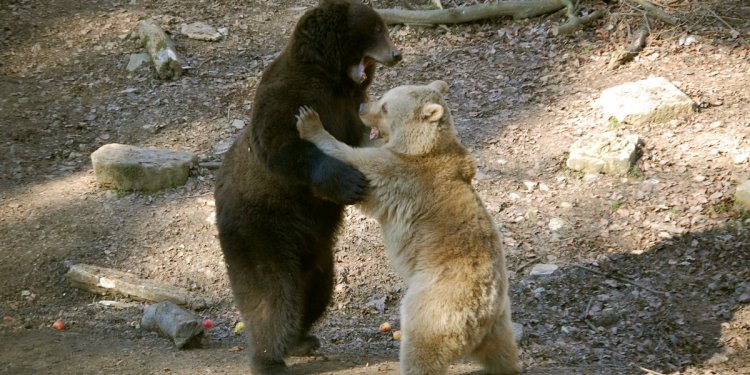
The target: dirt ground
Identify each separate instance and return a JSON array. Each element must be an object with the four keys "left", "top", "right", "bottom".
[{"left": 1, "top": 0, "right": 749, "bottom": 374}]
